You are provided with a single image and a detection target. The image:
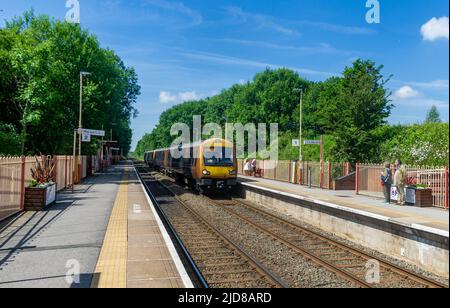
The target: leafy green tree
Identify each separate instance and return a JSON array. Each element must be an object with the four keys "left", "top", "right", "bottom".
[
  {"left": 425, "top": 105, "right": 441, "bottom": 124},
  {"left": 0, "top": 123, "right": 21, "bottom": 155},
  {"left": 0, "top": 11, "right": 140, "bottom": 156},
  {"left": 331, "top": 59, "right": 392, "bottom": 163},
  {"left": 380, "top": 123, "right": 449, "bottom": 166}
]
